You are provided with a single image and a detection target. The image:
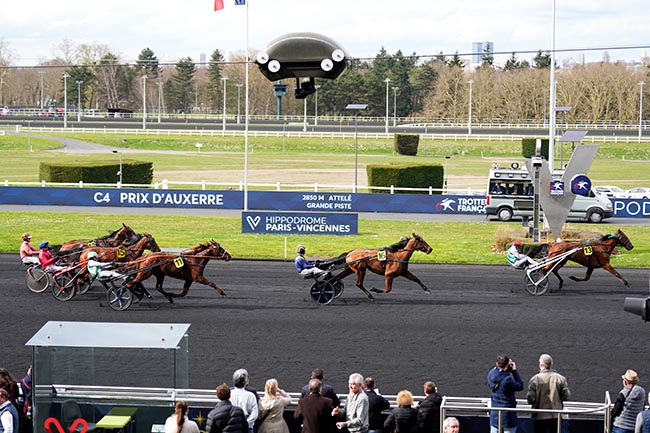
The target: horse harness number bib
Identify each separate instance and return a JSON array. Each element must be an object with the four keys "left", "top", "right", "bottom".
[
  {"left": 377, "top": 250, "right": 387, "bottom": 262},
  {"left": 117, "top": 247, "right": 127, "bottom": 259},
  {"left": 173, "top": 256, "right": 185, "bottom": 268}
]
